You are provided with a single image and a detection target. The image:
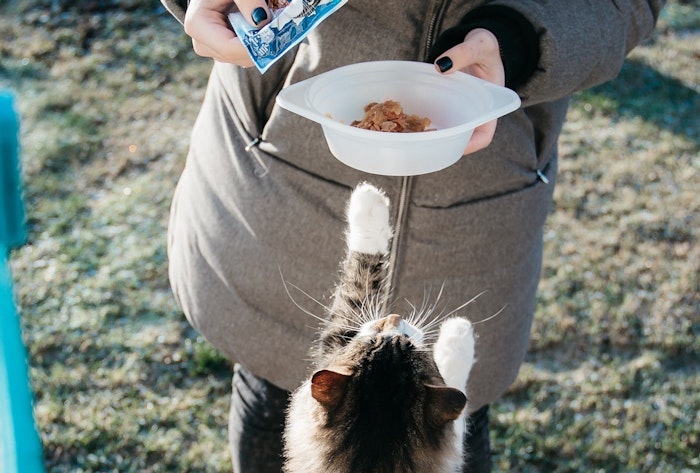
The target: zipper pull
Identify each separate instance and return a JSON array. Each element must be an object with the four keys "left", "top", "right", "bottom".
[
  {"left": 244, "top": 136, "right": 261, "bottom": 152},
  {"left": 536, "top": 169, "right": 550, "bottom": 184}
]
